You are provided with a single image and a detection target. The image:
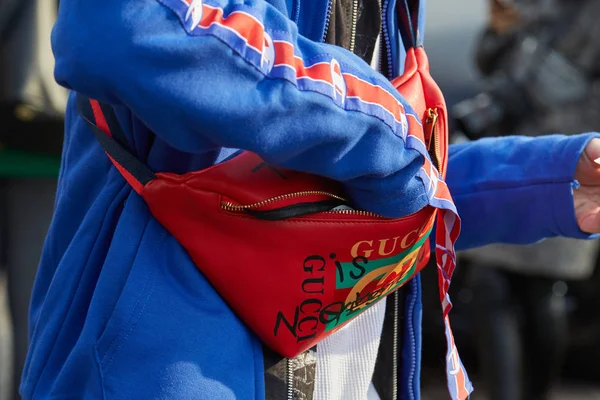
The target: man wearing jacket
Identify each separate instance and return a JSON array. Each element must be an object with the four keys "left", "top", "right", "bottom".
[{"left": 21, "top": 0, "right": 600, "bottom": 399}]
